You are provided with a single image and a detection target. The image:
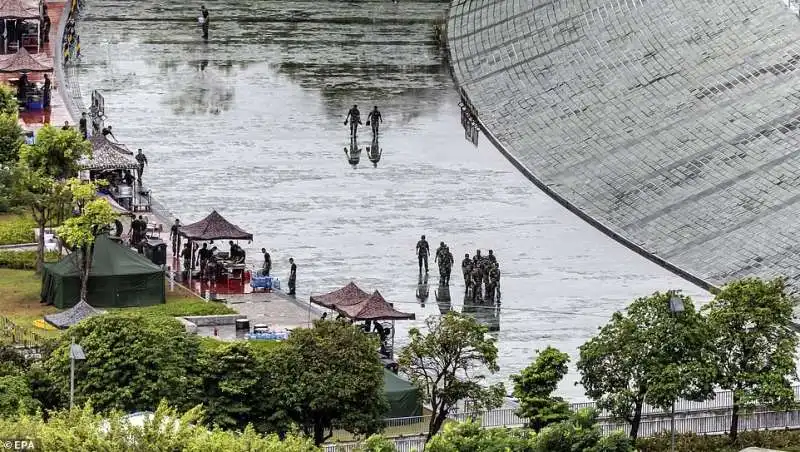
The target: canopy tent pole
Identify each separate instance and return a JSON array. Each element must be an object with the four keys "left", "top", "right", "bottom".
[{"left": 391, "top": 320, "right": 395, "bottom": 358}]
